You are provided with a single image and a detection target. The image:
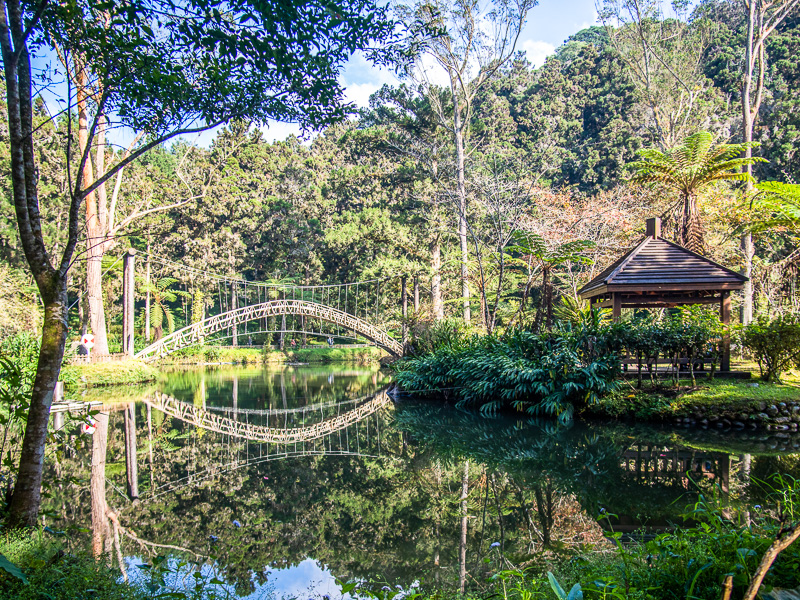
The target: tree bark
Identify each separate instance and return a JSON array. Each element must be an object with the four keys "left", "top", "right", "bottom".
[
  {"left": 452, "top": 80, "right": 470, "bottom": 325},
  {"left": 431, "top": 237, "right": 444, "bottom": 321},
  {"left": 459, "top": 459, "right": 469, "bottom": 594},
  {"left": 91, "top": 412, "right": 110, "bottom": 557},
  {"left": 77, "top": 65, "right": 111, "bottom": 356},
  {"left": 6, "top": 283, "right": 69, "bottom": 528}
]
